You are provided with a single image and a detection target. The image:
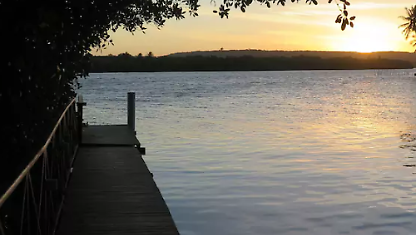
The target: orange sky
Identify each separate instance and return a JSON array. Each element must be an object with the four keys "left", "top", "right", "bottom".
[{"left": 94, "top": 0, "right": 416, "bottom": 56}]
